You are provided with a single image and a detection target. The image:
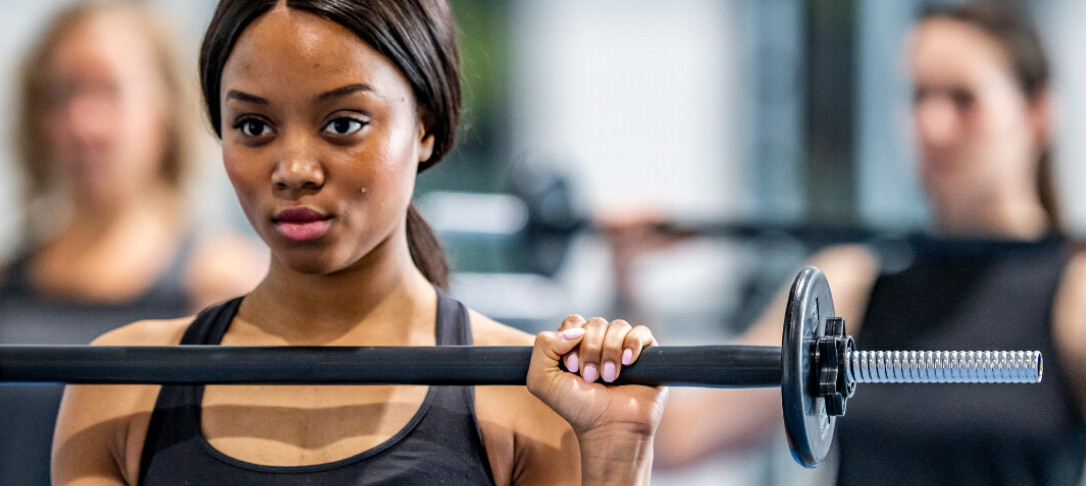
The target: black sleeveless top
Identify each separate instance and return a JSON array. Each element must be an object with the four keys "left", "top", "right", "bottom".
[
  {"left": 837, "top": 238, "right": 1086, "bottom": 486},
  {"left": 138, "top": 290, "right": 495, "bottom": 485},
  {"left": 0, "top": 242, "right": 193, "bottom": 486}
]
